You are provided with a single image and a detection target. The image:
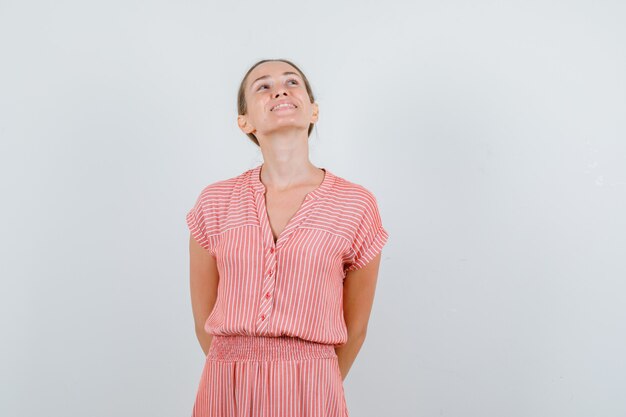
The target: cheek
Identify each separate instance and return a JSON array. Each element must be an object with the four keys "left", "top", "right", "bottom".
[{"left": 247, "top": 103, "right": 267, "bottom": 122}]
